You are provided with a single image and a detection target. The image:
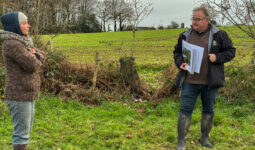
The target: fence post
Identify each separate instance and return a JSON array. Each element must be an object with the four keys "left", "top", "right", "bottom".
[
  {"left": 92, "top": 52, "right": 99, "bottom": 91},
  {"left": 50, "top": 39, "right": 54, "bottom": 52}
]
